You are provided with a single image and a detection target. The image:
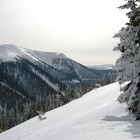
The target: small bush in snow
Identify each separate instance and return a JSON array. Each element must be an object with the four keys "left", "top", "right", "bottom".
[{"left": 37, "top": 111, "right": 47, "bottom": 121}]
